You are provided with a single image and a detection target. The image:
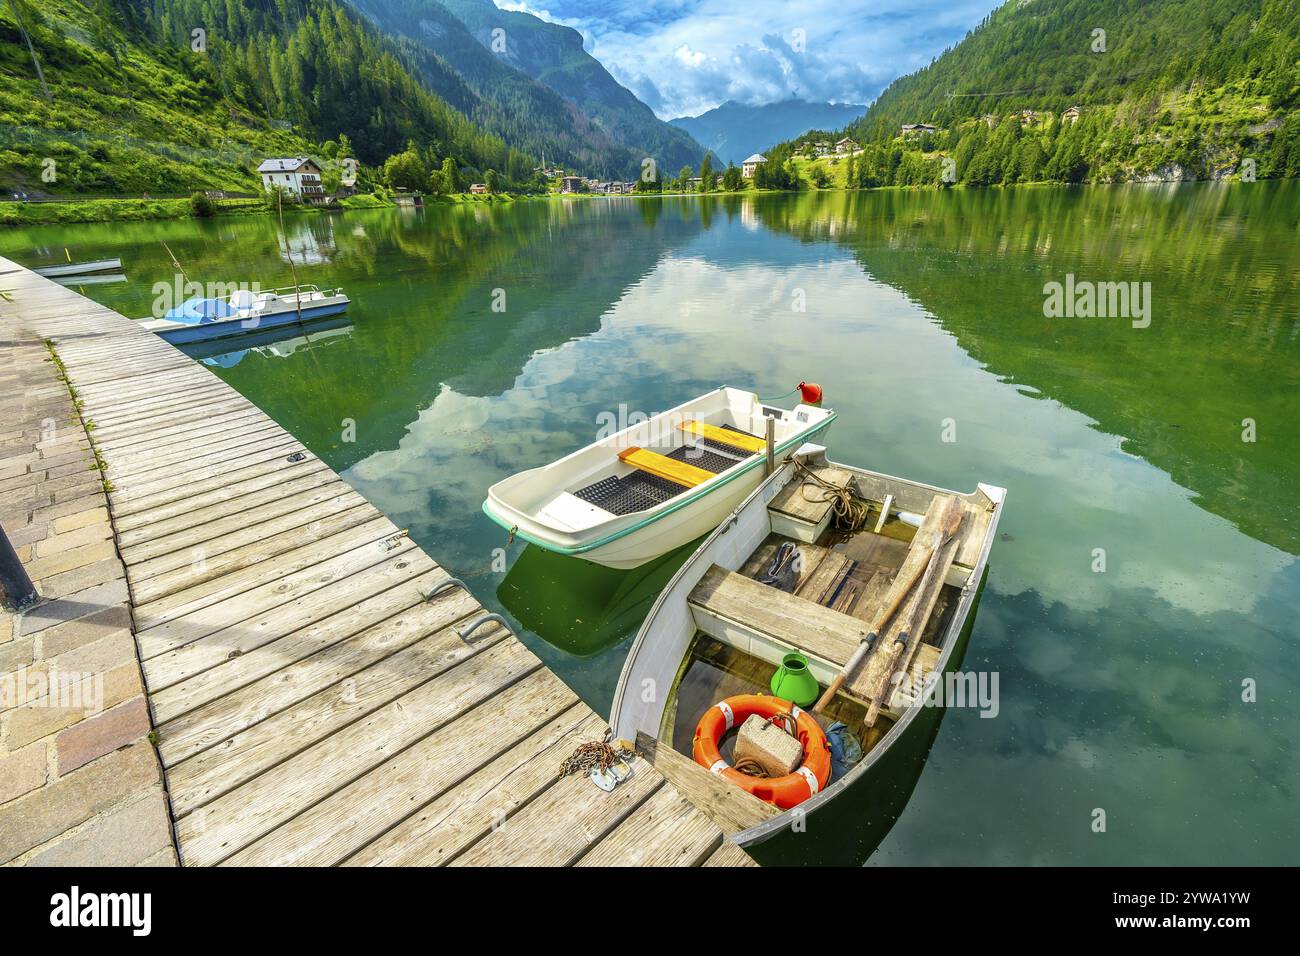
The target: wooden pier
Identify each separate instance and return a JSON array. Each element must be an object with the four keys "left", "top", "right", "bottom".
[{"left": 0, "top": 256, "right": 756, "bottom": 867}]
